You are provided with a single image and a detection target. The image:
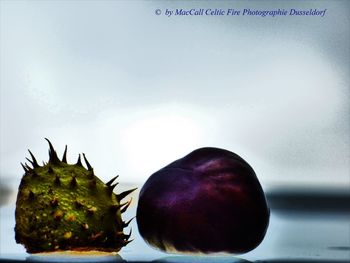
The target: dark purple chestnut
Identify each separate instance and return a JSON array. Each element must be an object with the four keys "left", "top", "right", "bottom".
[{"left": 136, "top": 147, "right": 269, "bottom": 254}]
